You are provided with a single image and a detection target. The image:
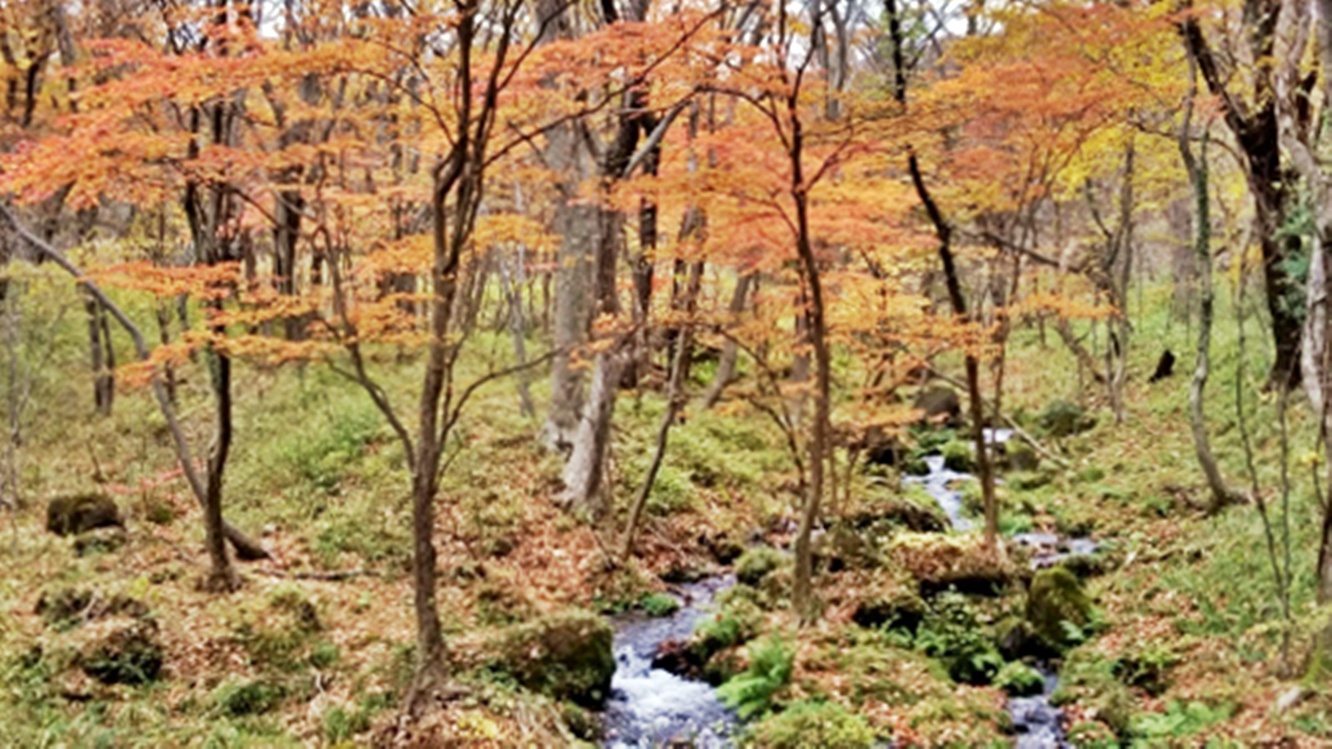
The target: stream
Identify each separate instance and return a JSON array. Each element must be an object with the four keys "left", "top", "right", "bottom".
[
  {"left": 908, "top": 428, "right": 1093, "bottom": 748},
  {"left": 600, "top": 430, "right": 1092, "bottom": 747},
  {"left": 602, "top": 576, "right": 737, "bottom": 748}
]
